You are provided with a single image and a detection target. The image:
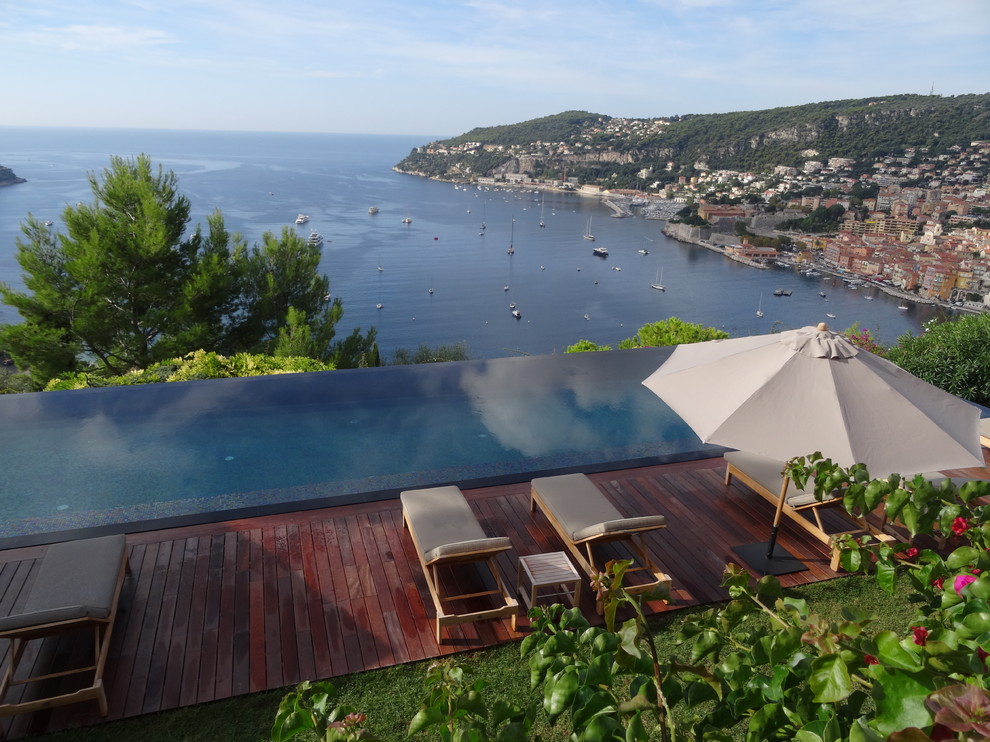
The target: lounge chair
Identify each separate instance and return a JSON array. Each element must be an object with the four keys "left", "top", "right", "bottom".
[
  {"left": 530, "top": 473, "right": 672, "bottom": 609},
  {"left": 400, "top": 486, "right": 518, "bottom": 643},
  {"left": 723, "top": 450, "right": 896, "bottom": 569},
  {"left": 0, "top": 534, "right": 129, "bottom": 719}
]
